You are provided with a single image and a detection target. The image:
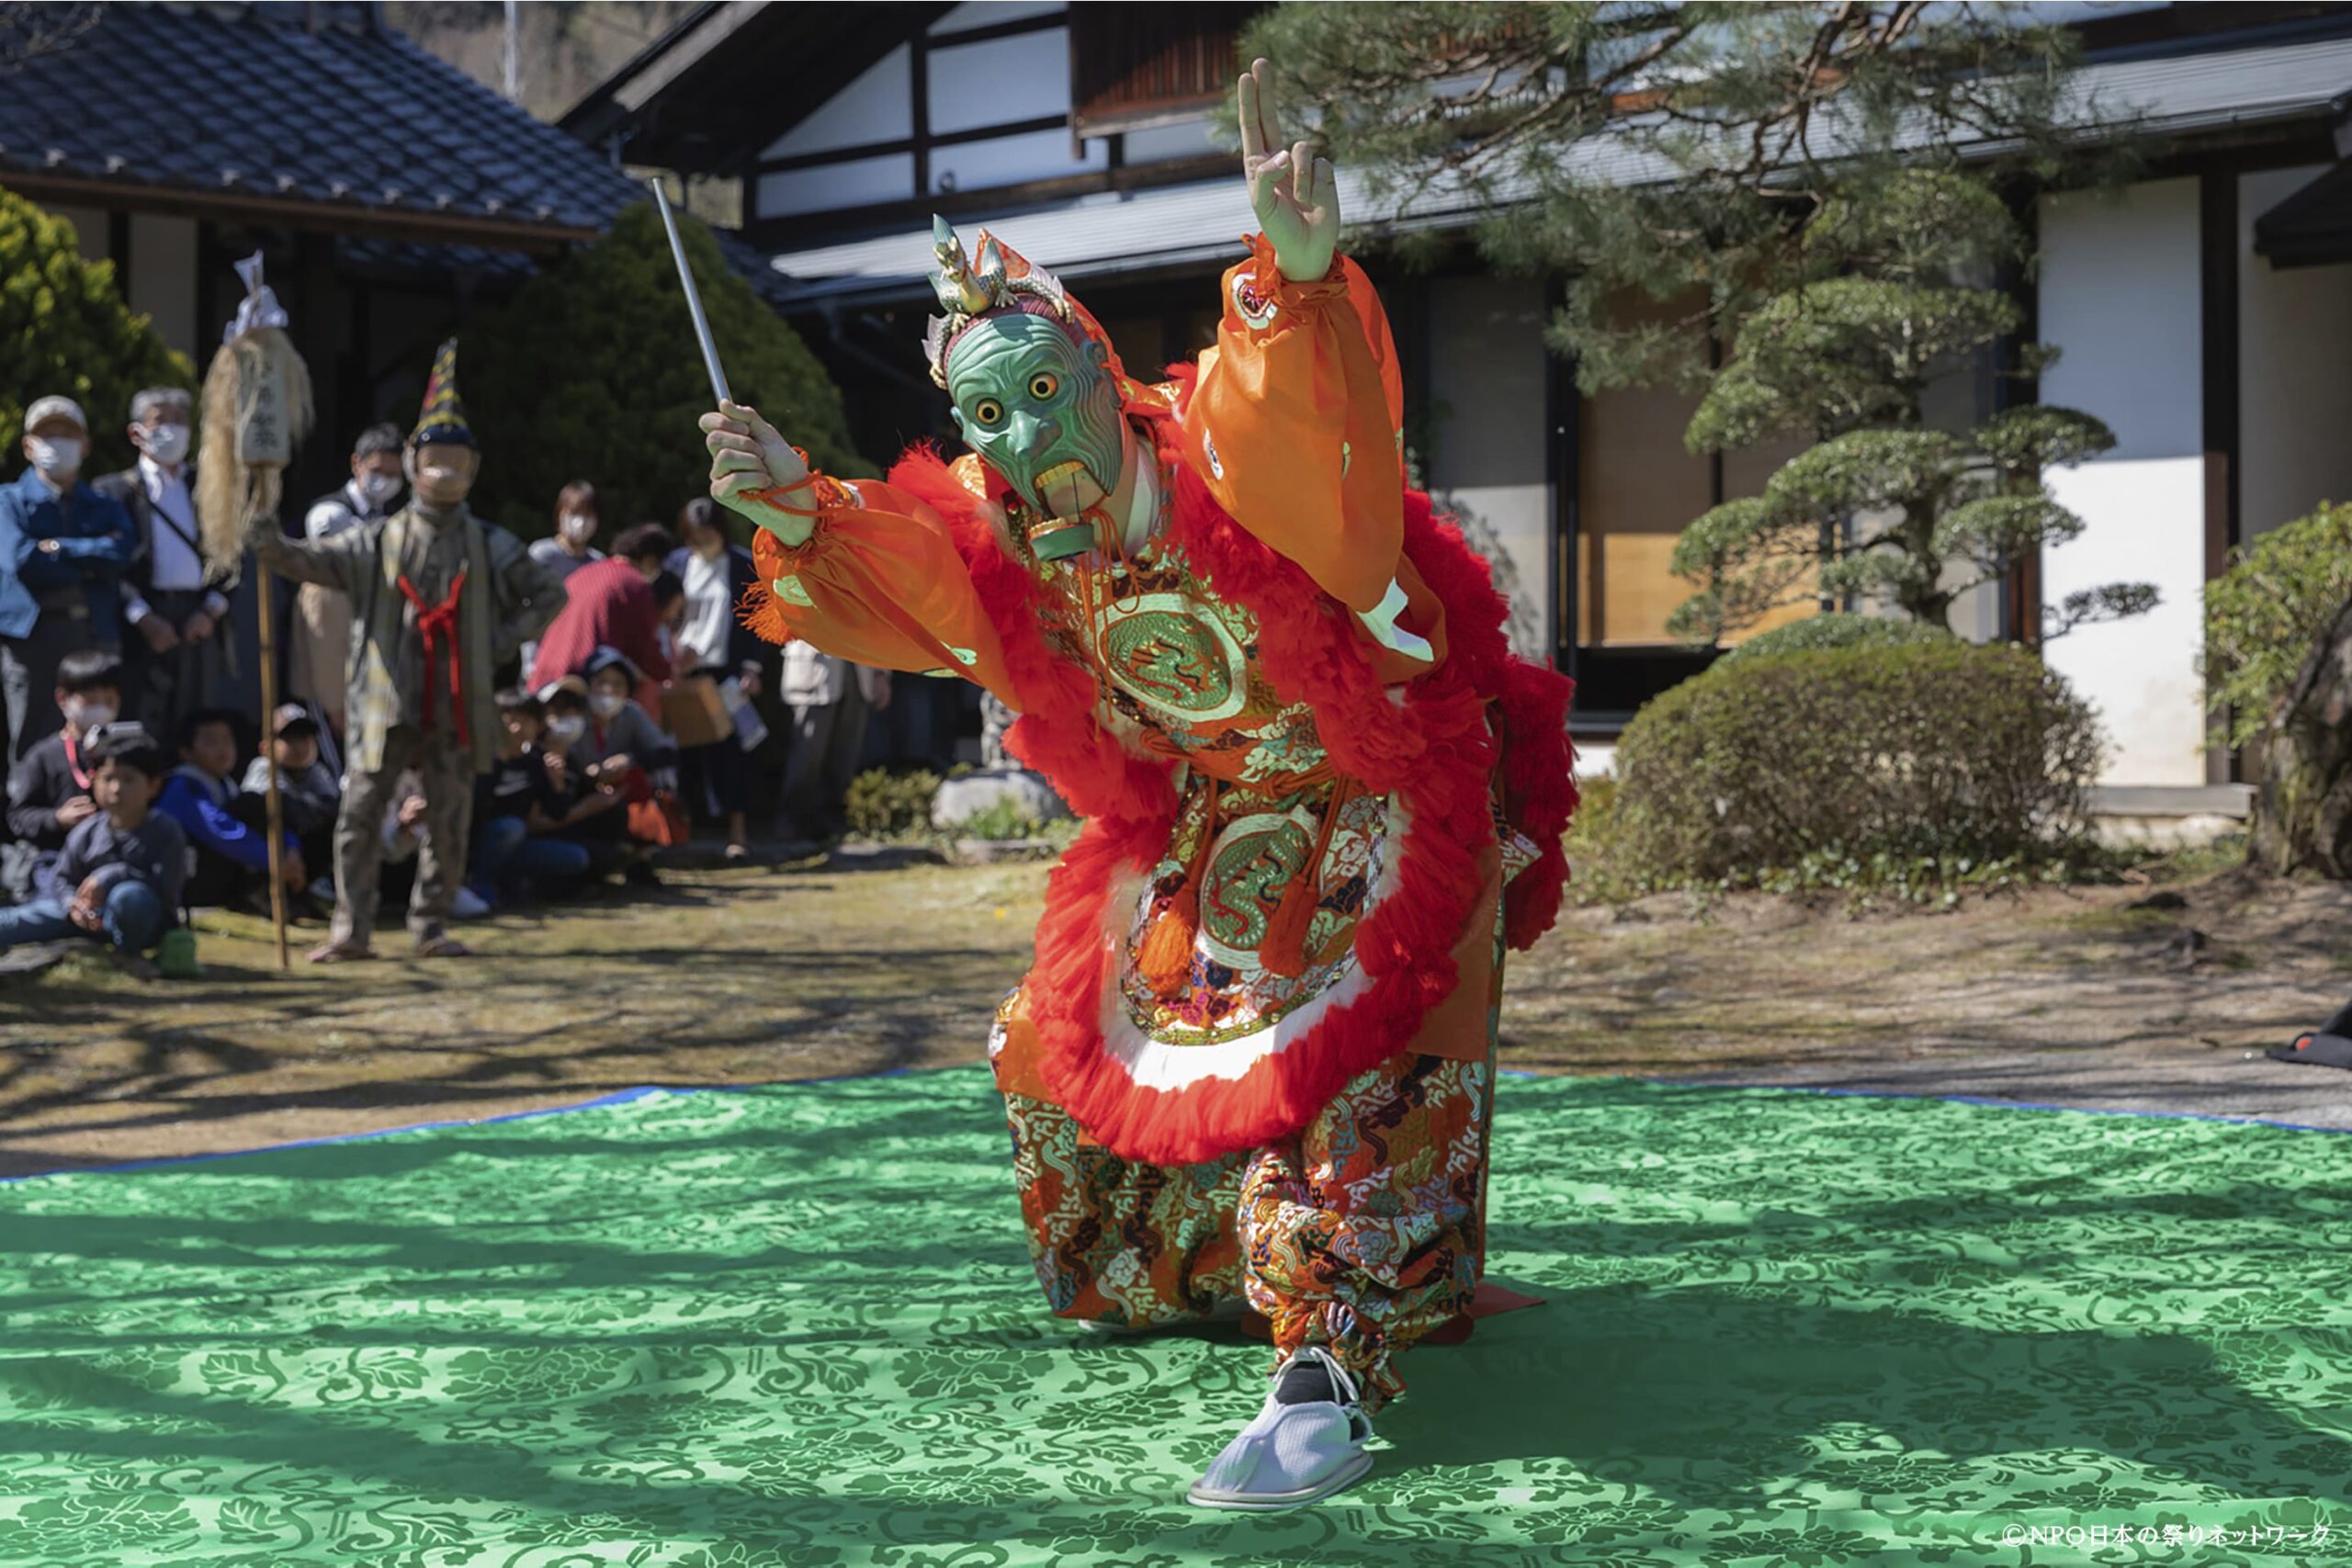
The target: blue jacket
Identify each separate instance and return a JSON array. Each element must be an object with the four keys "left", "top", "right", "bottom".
[
  {"left": 0, "top": 467, "right": 137, "bottom": 640},
  {"left": 157, "top": 765, "right": 291, "bottom": 873}
]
